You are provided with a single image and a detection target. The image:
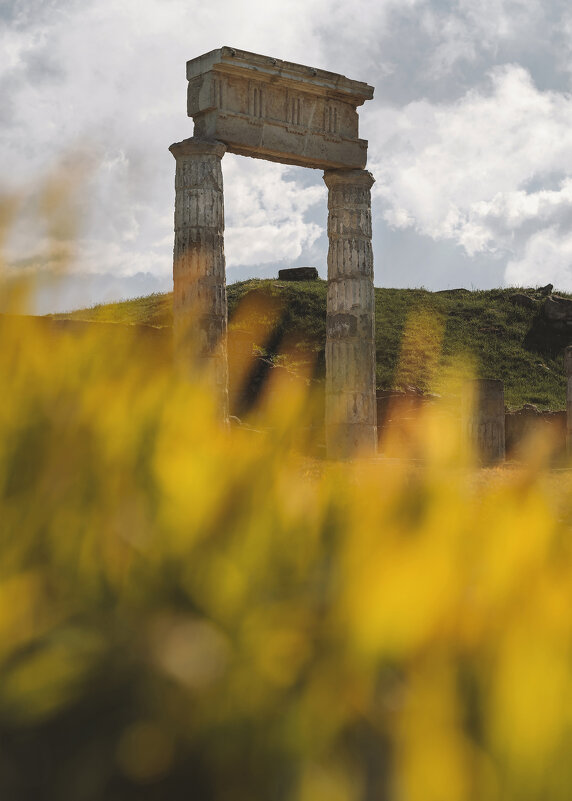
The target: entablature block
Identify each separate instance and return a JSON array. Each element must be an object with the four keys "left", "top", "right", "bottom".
[{"left": 186, "top": 47, "right": 374, "bottom": 170}]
